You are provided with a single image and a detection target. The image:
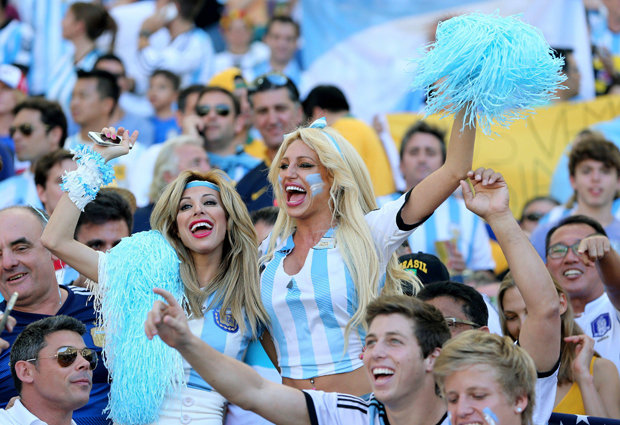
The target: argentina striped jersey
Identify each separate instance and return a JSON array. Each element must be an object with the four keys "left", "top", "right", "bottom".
[
  {"left": 184, "top": 293, "right": 254, "bottom": 392},
  {"left": 260, "top": 193, "right": 417, "bottom": 379}
]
